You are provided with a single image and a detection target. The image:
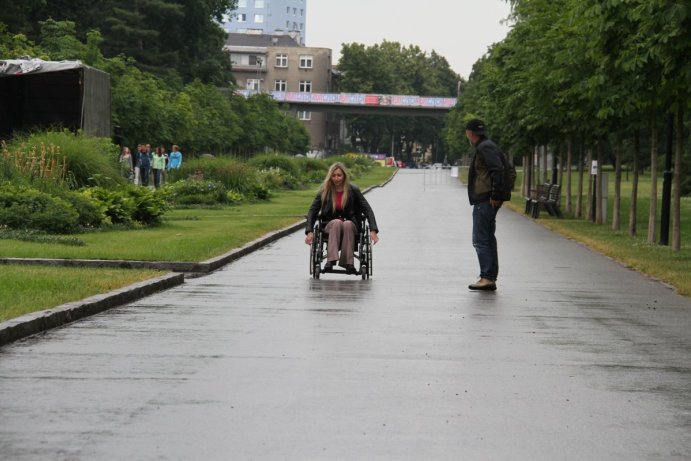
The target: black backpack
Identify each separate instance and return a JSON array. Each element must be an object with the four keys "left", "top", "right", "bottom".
[{"left": 500, "top": 150, "right": 517, "bottom": 201}]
